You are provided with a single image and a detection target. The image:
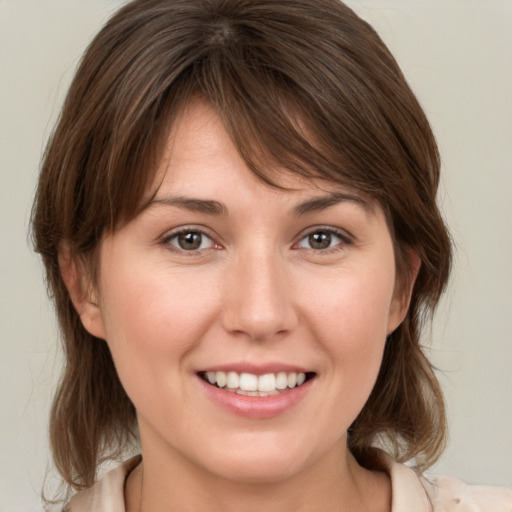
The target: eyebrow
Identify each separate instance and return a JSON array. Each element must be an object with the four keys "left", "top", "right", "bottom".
[
  {"left": 146, "top": 191, "right": 370, "bottom": 217},
  {"left": 148, "top": 196, "right": 228, "bottom": 216},
  {"left": 293, "top": 192, "right": 371, "bottom": 216}
]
